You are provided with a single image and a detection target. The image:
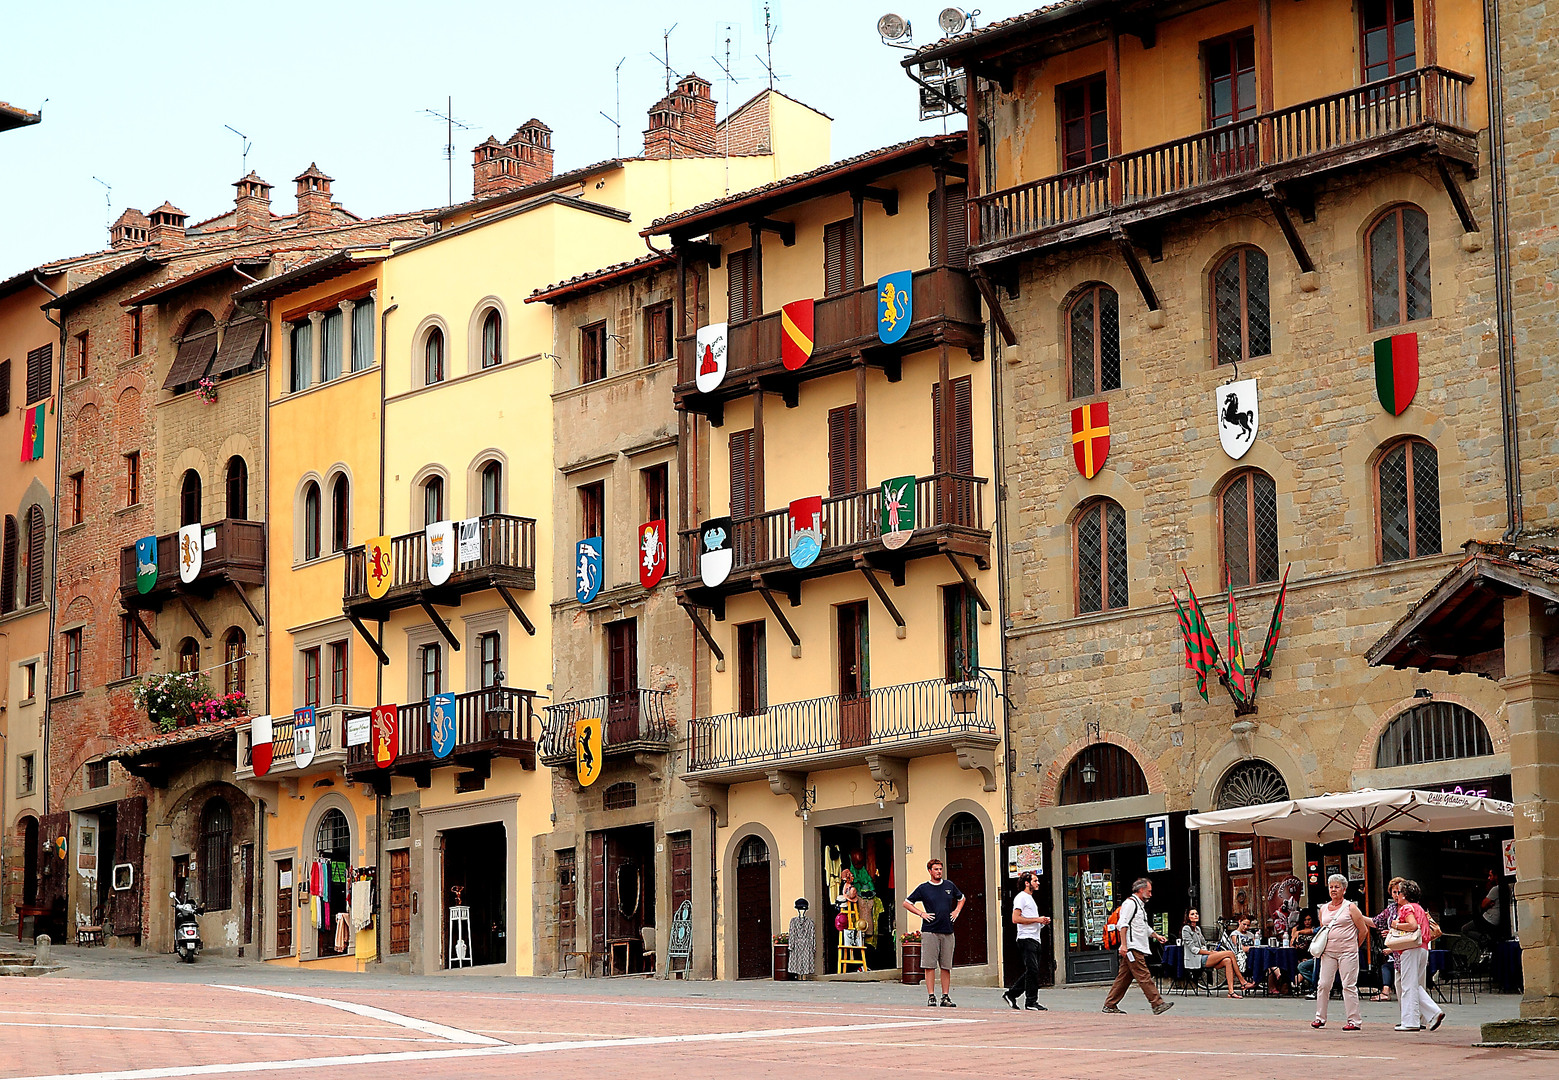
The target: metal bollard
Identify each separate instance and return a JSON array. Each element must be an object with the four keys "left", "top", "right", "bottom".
[{"left": 35, "top": 934, "right": 51, "bottom": 964}]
